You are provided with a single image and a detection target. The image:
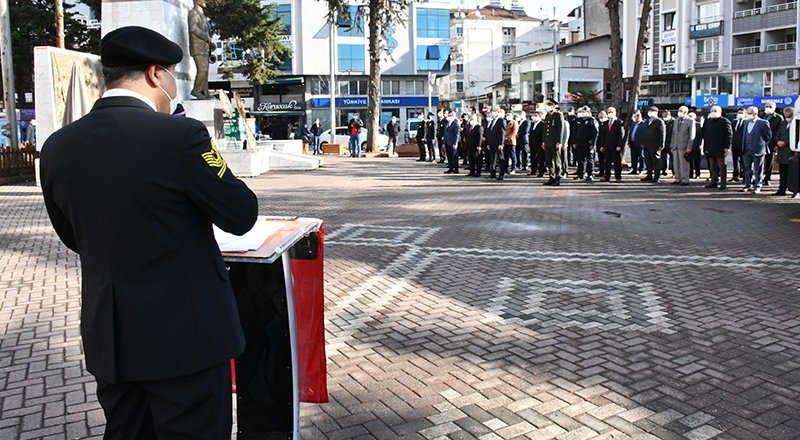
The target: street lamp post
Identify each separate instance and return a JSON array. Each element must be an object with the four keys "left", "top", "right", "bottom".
[
  {"left": 0, "top": 0, "right": 18, "bottom": 150},
  {"left": 329, "top": 13, "right": 337, "bottom": 144}
]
